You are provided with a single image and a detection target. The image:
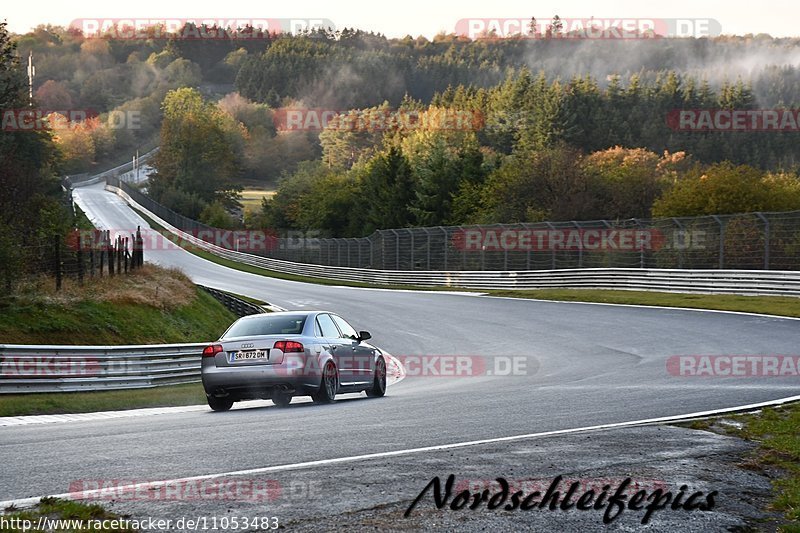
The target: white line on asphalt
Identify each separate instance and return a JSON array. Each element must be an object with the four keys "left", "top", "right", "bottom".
[
  {"left": 1, "top": 393, "right": 798, "bottom": 511},
  {"left": 0, "top": 355, "right": 406, "bottom": 428}
]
